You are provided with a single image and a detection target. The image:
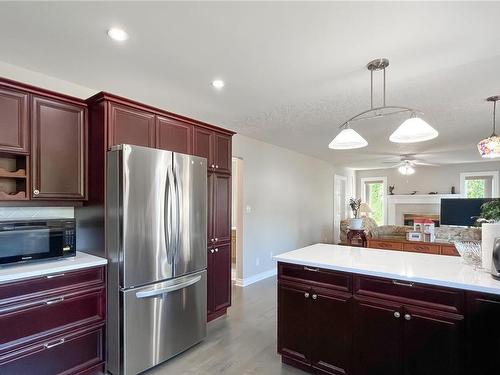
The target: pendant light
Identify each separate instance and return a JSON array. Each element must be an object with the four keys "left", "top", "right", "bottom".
[
  {"left": 477, "top": 96, "right": 500, "bottom": 159},
  {"left": 329, "top": 58, "right": 438, "bottom": 150}
]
